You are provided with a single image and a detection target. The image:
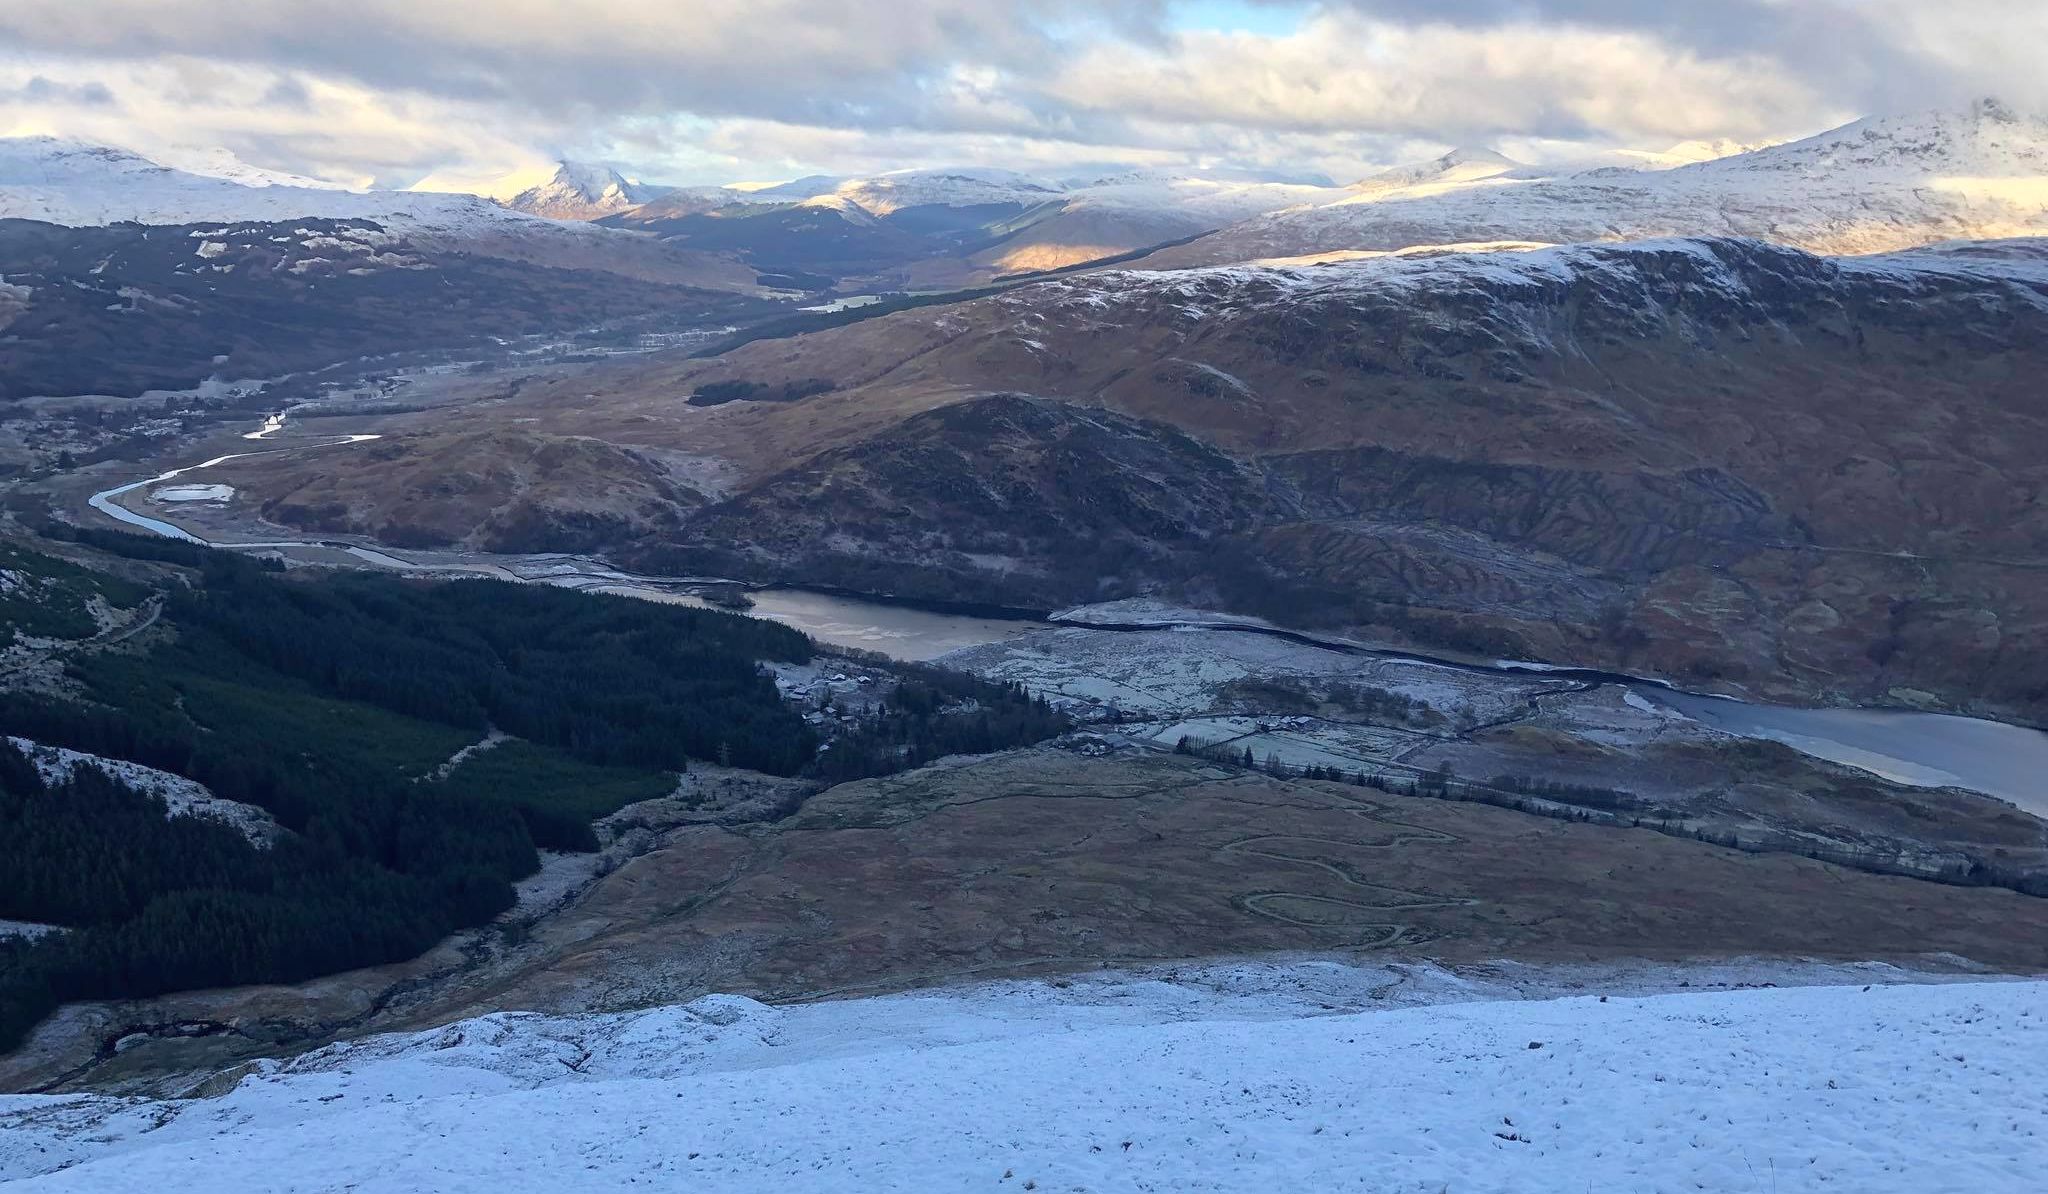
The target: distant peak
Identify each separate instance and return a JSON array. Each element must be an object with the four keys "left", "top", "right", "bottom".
[
  {"left": 1351, "top": 145, "right": 1524, "bottom": 191},
  {"left": 1437, "top": 145, "right": 1517, "bottom": 167},
  {"left": 546, "top": 160, "right": 633, "bottom": 200},
  {"left": 500, "top": 160, "right": 672, "bottom": 219}
]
